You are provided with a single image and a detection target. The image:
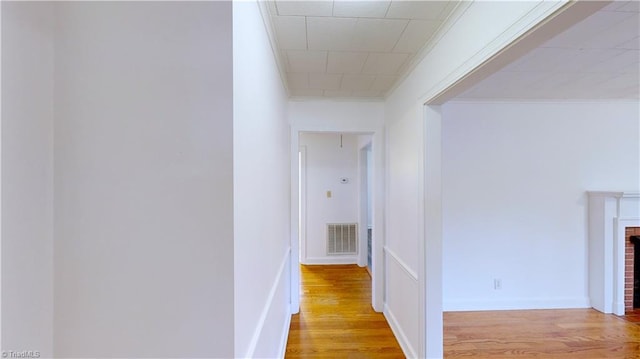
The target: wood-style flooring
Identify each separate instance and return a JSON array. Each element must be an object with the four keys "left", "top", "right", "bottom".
[
  {"left": 445, "top": 309, "right": 640, "bottom": 358},
  {"left": 285, "top": 265, "right": 404, "bottom": 358},
  {"left": 287, "top": 264, "right": 640, "bottom": 358},
  {"left": 621, "top": 309, "right": 640, "bottom": 325}
]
